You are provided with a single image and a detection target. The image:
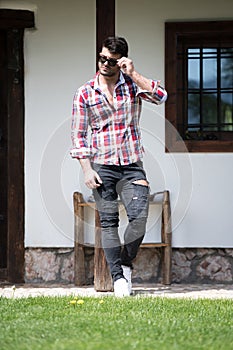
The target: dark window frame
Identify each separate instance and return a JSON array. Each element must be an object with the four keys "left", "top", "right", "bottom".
[{"left": 165, "top": 20, "right": 233, "bottom": 152}]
